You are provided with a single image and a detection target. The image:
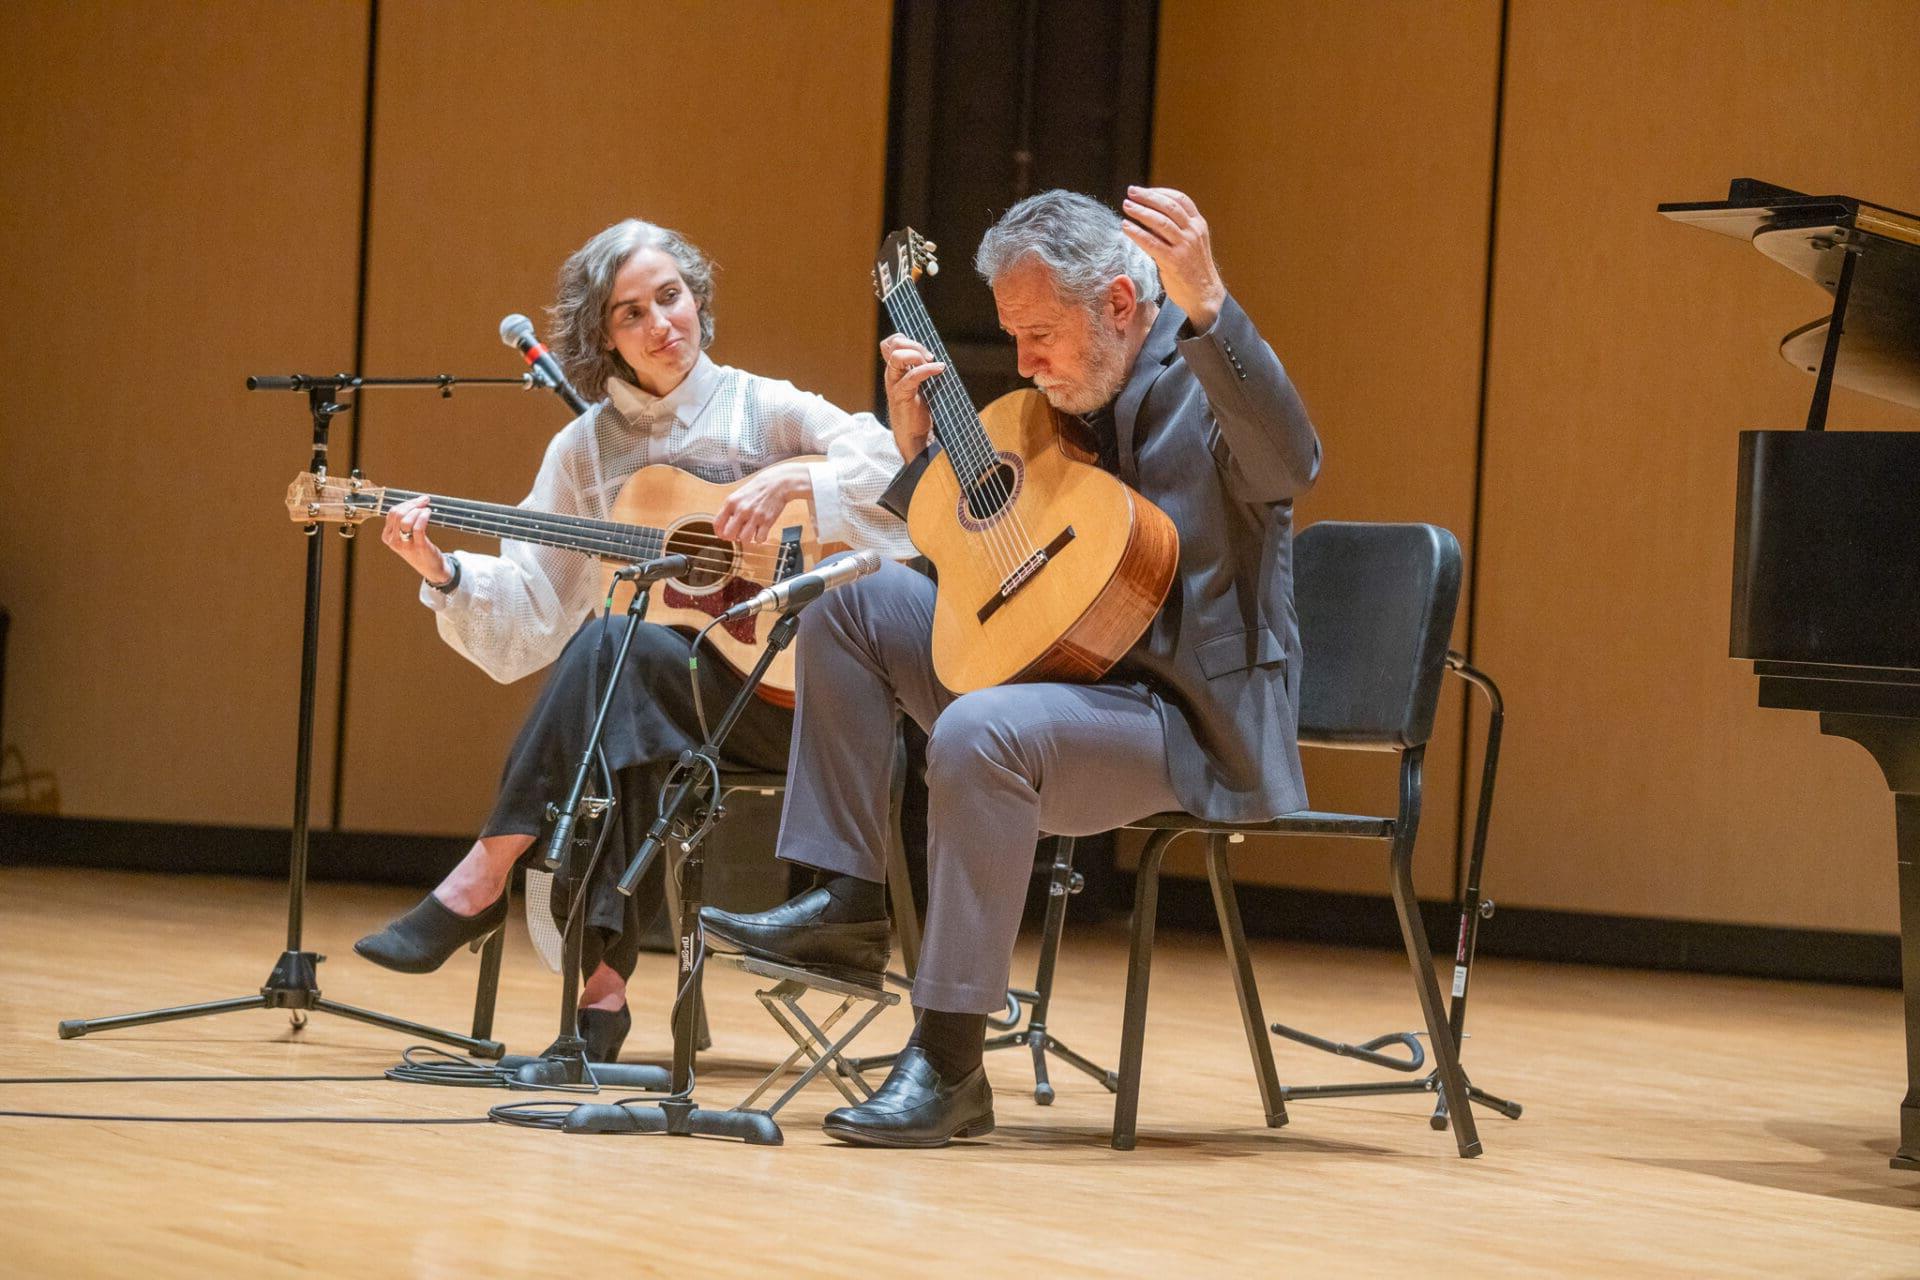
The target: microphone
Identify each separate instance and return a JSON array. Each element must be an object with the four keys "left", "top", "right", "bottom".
[
  {"left": 613, "top": 553, "right": 689, "bottom": 585},
  {"left": 500, "top": 313, "right": 590, "bottom": 415},
  {"left": 719, "top": 551, "right": 883, "bottom": 621}
]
